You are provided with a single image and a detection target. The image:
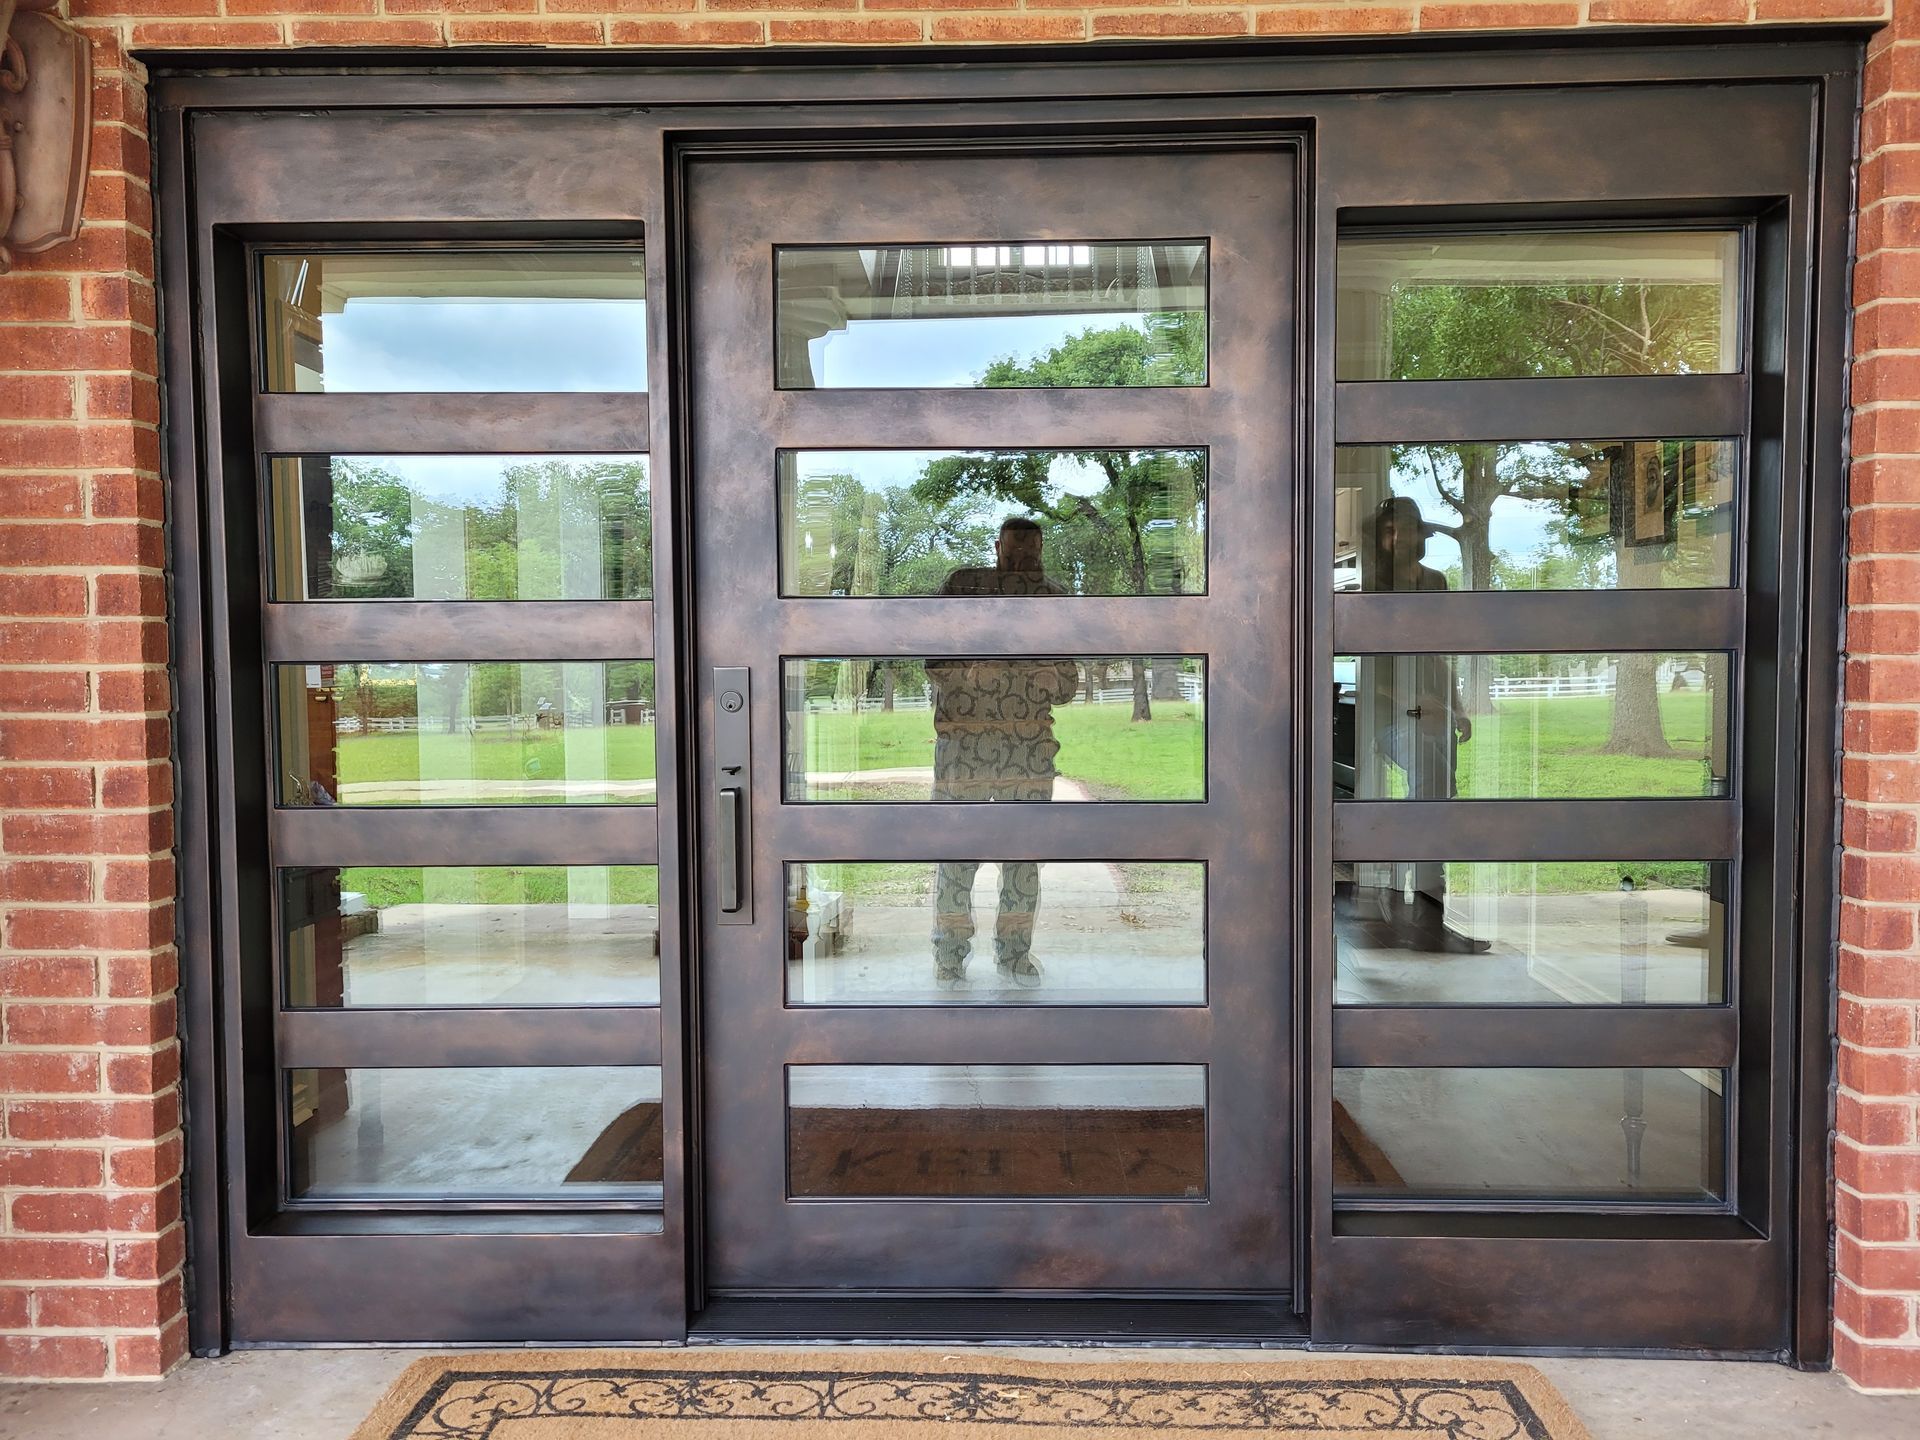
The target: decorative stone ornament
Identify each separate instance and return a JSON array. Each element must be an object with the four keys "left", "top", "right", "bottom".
[{"left": 0, "top": 0, "right": 90, "bottom": 275}]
